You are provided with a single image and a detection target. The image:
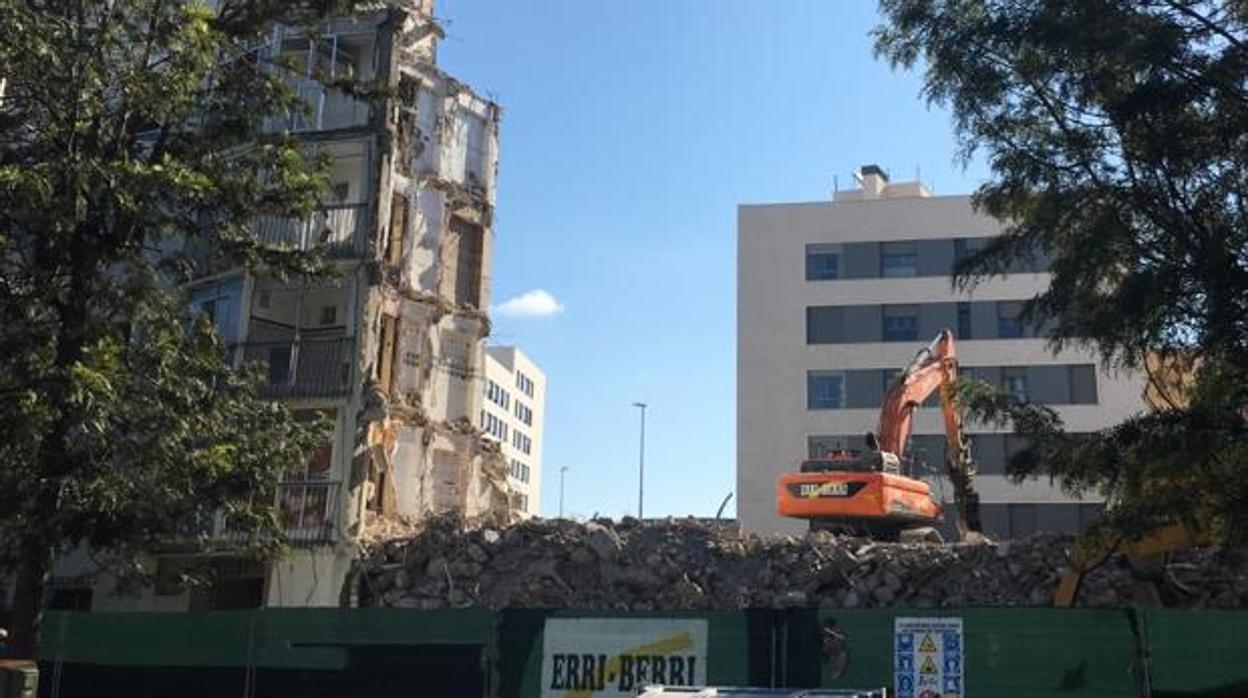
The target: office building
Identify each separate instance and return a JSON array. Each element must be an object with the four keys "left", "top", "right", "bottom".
[{"left": 737, "top": 165, "right": 1145, "bottom": 537}]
